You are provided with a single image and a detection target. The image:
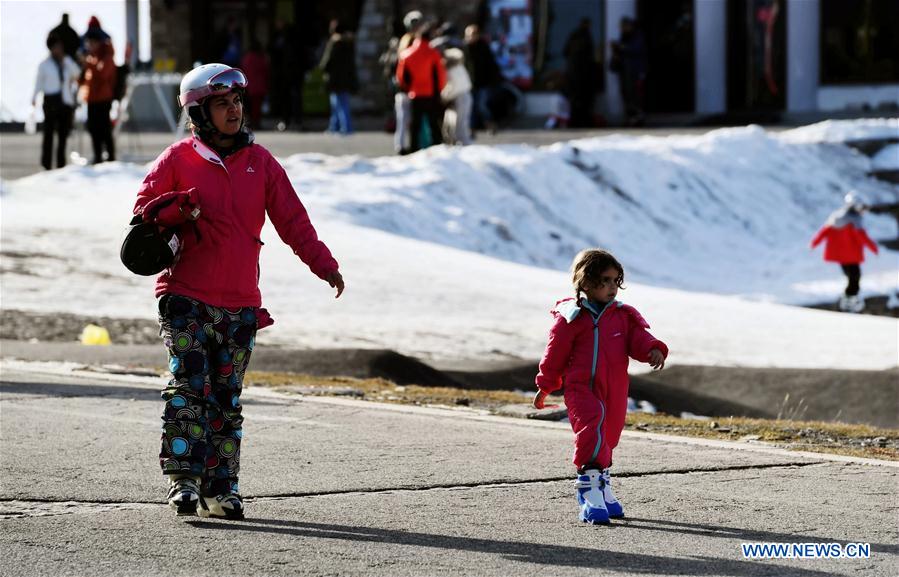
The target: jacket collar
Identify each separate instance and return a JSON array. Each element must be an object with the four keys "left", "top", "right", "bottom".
[
  {"left": 554, "top": 297, "right": 622, "bottom": 323},
  {"left": 190, "top": 136, "right": 226, "bottom": 167}
]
